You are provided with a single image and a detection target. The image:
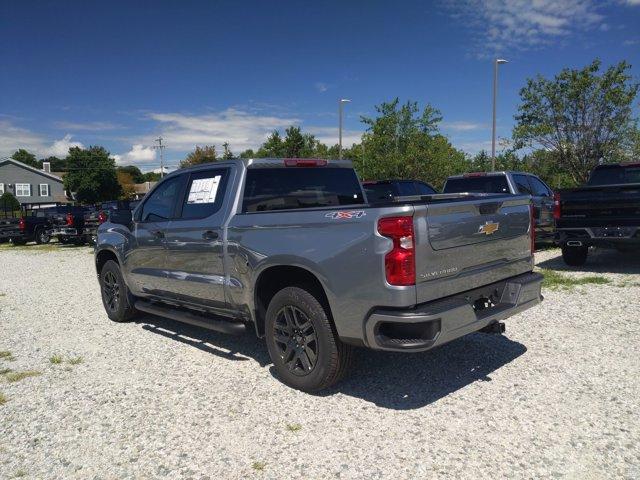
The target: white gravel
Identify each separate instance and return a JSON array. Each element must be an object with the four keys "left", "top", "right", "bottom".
[{"left": 1, "top": 244, "right": 639, "bottom": 479}]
